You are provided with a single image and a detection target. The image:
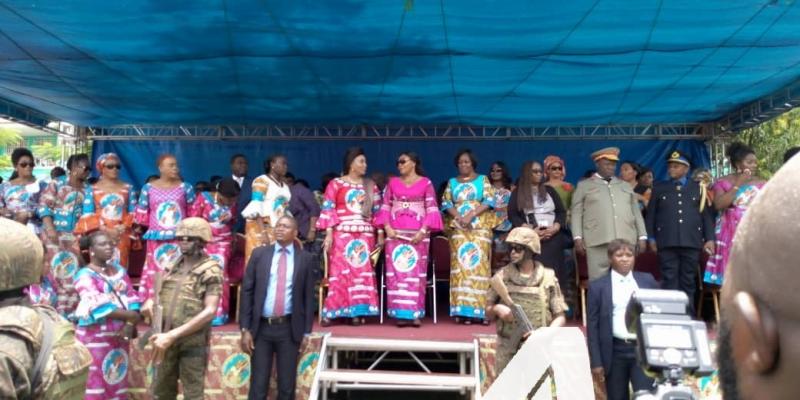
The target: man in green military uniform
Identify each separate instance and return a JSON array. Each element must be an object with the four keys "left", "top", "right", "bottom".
[
  {"left": 142, "top": 217, "right": 223, "bottom": 399},
  {"left": 0, "top": 218, "right": 92, "bottom": 399},
  {"left": 486, "top": 226, "right": 568, "bottom": 374}
]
